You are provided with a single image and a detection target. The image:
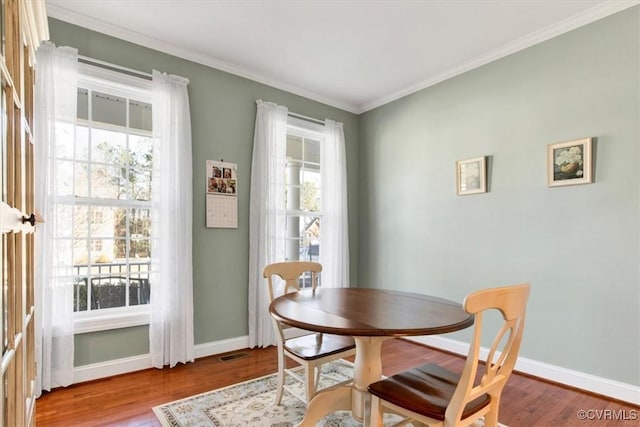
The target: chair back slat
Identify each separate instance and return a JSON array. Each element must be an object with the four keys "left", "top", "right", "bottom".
[
  {"left": 447, "top": 283, "right": 530, "bottom": 425},
  {"left": 485, "top": 320, "right": 518, "bottom": 378},
  {"left": 263, "top": 261, "right": 322, "bottom": 301}
]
